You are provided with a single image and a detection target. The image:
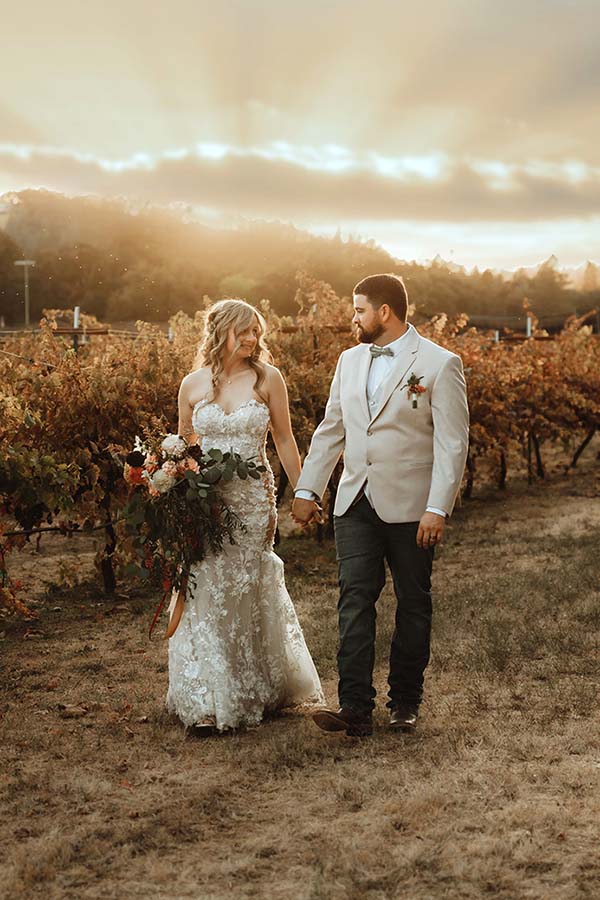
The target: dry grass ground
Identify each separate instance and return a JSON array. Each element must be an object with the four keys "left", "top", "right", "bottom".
[{"left": 1, "top": 446, "right": 599, "bottom": 900}]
